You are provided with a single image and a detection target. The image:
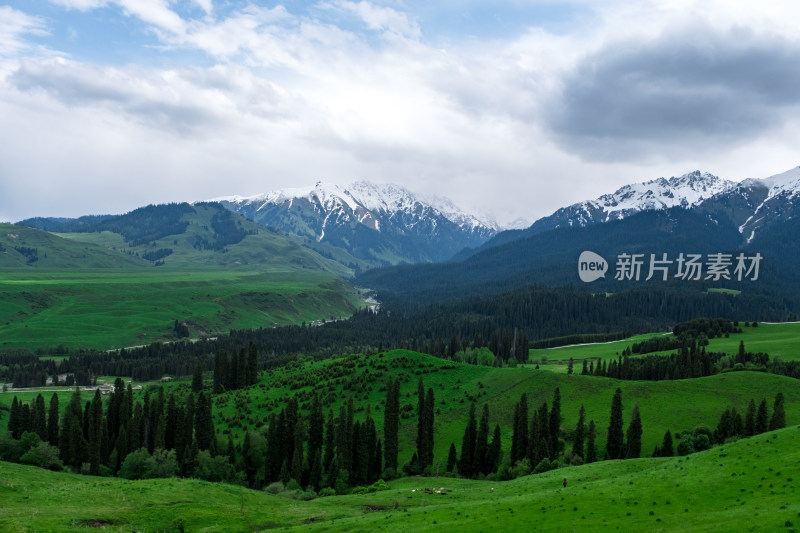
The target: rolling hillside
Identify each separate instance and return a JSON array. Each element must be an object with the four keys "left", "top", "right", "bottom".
[{"left": 1, "top": 204, "right": 365, "bottom": 351}]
